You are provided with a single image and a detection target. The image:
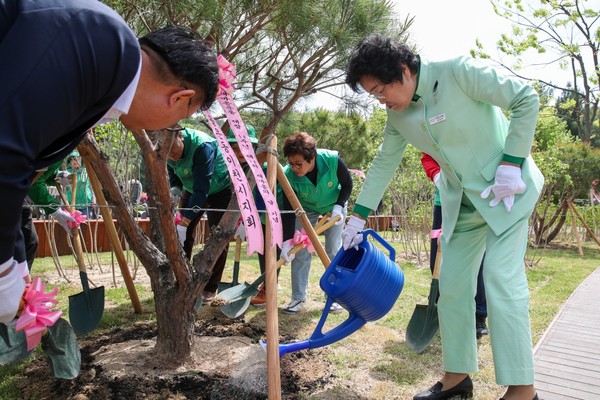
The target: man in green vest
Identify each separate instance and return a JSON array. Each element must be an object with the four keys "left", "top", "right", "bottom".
[{"left": 168, "top": 127, "right": 231, "bottom": 304}]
